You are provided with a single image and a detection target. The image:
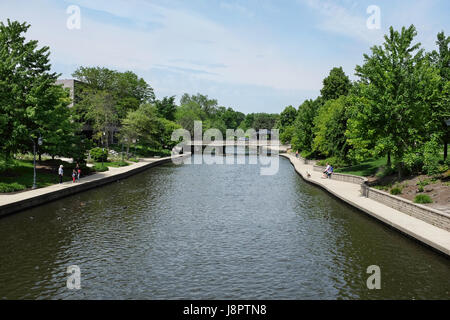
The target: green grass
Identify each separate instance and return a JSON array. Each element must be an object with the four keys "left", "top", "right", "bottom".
[
  {"left": 334, "top": 157, "right": 388, "bottom": 177},
  {"left": 390, "top": 187, "right": 402, "bottom": 195},
  {"left": 0, "top": 159, "right": 73, "bottom": 192},
  {"left": 414, "top": 194, "right": 433, "bottom": 204},
  {"left": 94, "top": 161, "right": 130, "bottom": 168}
]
